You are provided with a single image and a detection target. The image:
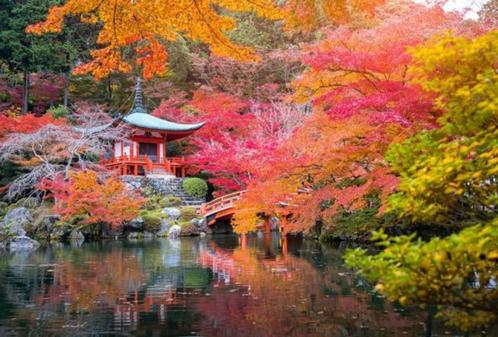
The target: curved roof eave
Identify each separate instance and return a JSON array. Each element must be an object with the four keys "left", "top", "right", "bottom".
[{"left": 123, "top": 112, "right": 205, "bottom": 132}]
